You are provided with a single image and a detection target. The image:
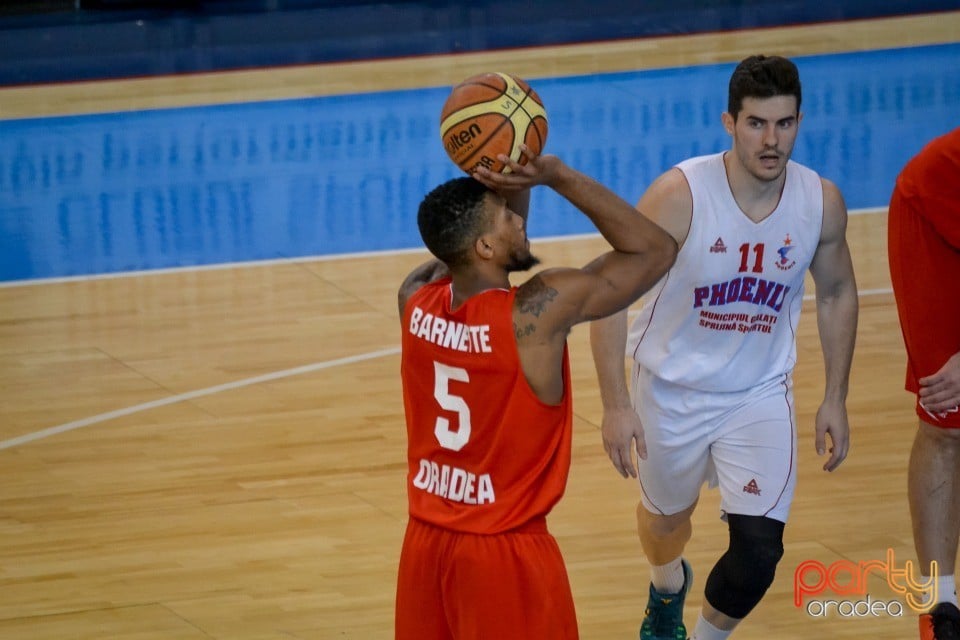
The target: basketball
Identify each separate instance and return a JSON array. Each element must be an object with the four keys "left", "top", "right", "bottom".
[{"left": 439, "top": 72, "right": 548, "bottom": 174}]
